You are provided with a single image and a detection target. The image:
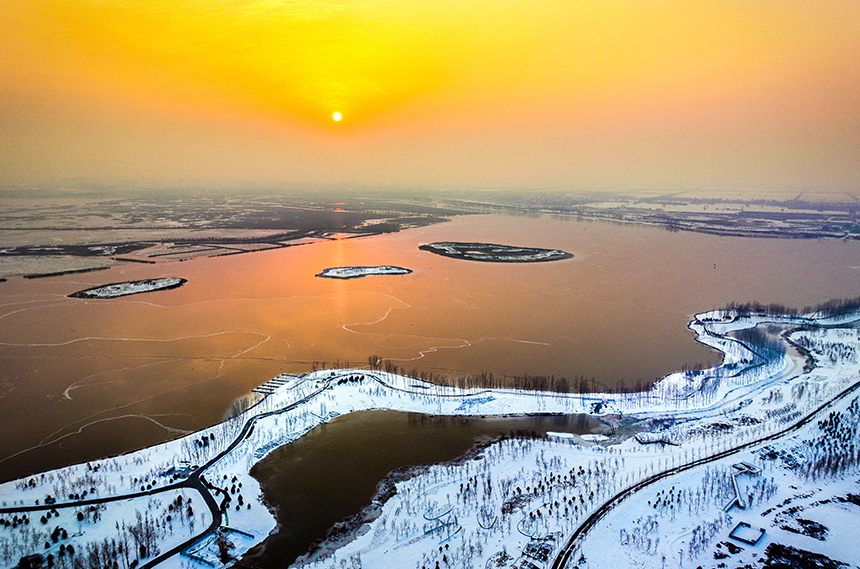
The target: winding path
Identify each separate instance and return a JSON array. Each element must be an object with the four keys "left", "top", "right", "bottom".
[
  {"left": 0, "top": 373, "right": 335, "bottom": 568},
  {"left": 551, "top": 375, "right": 860, "bottom": 569},
  {"left": 1, "top": 318, "right": 855, "bottom": 569},
  {"left": 0, "top": 370, "right": 450, "bottom": 566},
  {"left": 140, "top": 376, "right": 333, "bottom": 568}
]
